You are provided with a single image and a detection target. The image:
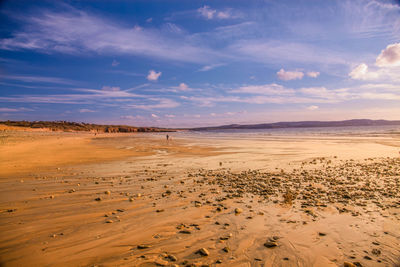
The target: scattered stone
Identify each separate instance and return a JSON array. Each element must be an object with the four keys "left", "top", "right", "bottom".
[
  {"left": 154, "top": 259, "right": 169, "bottom": 266},
  {"left": 105, "top": 190, "right": 110, "bottom": 195},
  {"left": 196, "top": 248, "right": 210, "bottom": 256},
  {"left": 343, "top": 262, "right": 356, "bottom": 267},
  {"left": 137, "top": 244, "right": 152, "bottom": 249},
  {"left": 156, "top": 209, "right": 164, "bottom": 213},
  {"left": 222, "top": 247, "right": 230, "bottom": 253},
  {"left": 179, "top": 230, "right": 191, "bottom": 234},
  {"left": 264, "top": 241, "right": 277, "bottom": 248},
  {"left": 371, "top": 248, "right": 381, "bottom": 256},
  {"left": 105, "top": 220, "right": 113, "bottom": 223},
  {"left": 318, "top": 232, "right": 327, "bottom": 236},
  {"left": 95, "top": 197, "right": 102, "bottom": 201},
  {"left": 165, "top": 254, "right": 177, "bottom": 262},
  {"left": 234, "top": 208, "right": 243, "bottom": 214}
]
